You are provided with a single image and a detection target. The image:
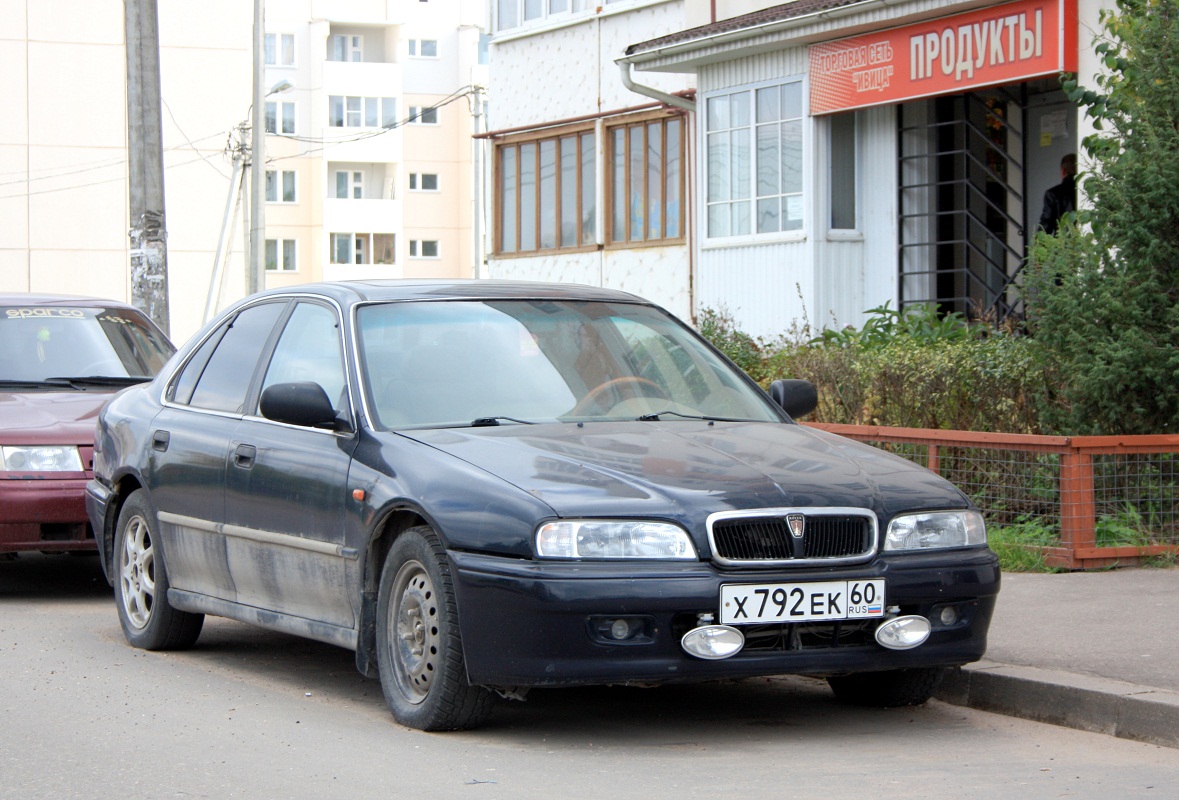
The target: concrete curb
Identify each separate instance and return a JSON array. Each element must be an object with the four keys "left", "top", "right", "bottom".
[{"left": 936, "top": 660, "right": 1179, "bottom": 749}]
